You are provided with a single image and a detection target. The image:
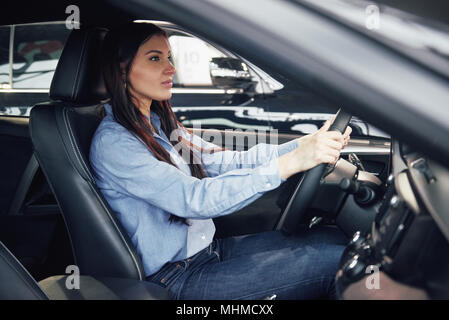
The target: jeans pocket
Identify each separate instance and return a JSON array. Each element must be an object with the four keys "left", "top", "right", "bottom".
[{"left": 148, "top": 262, "right": 185, "bottom": 289}]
